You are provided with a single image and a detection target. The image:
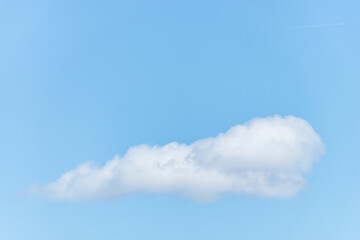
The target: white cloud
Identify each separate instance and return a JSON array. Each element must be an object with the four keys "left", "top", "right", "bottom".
[{"left": 32, "top": 115, "right": 324, "bottom": 202}]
